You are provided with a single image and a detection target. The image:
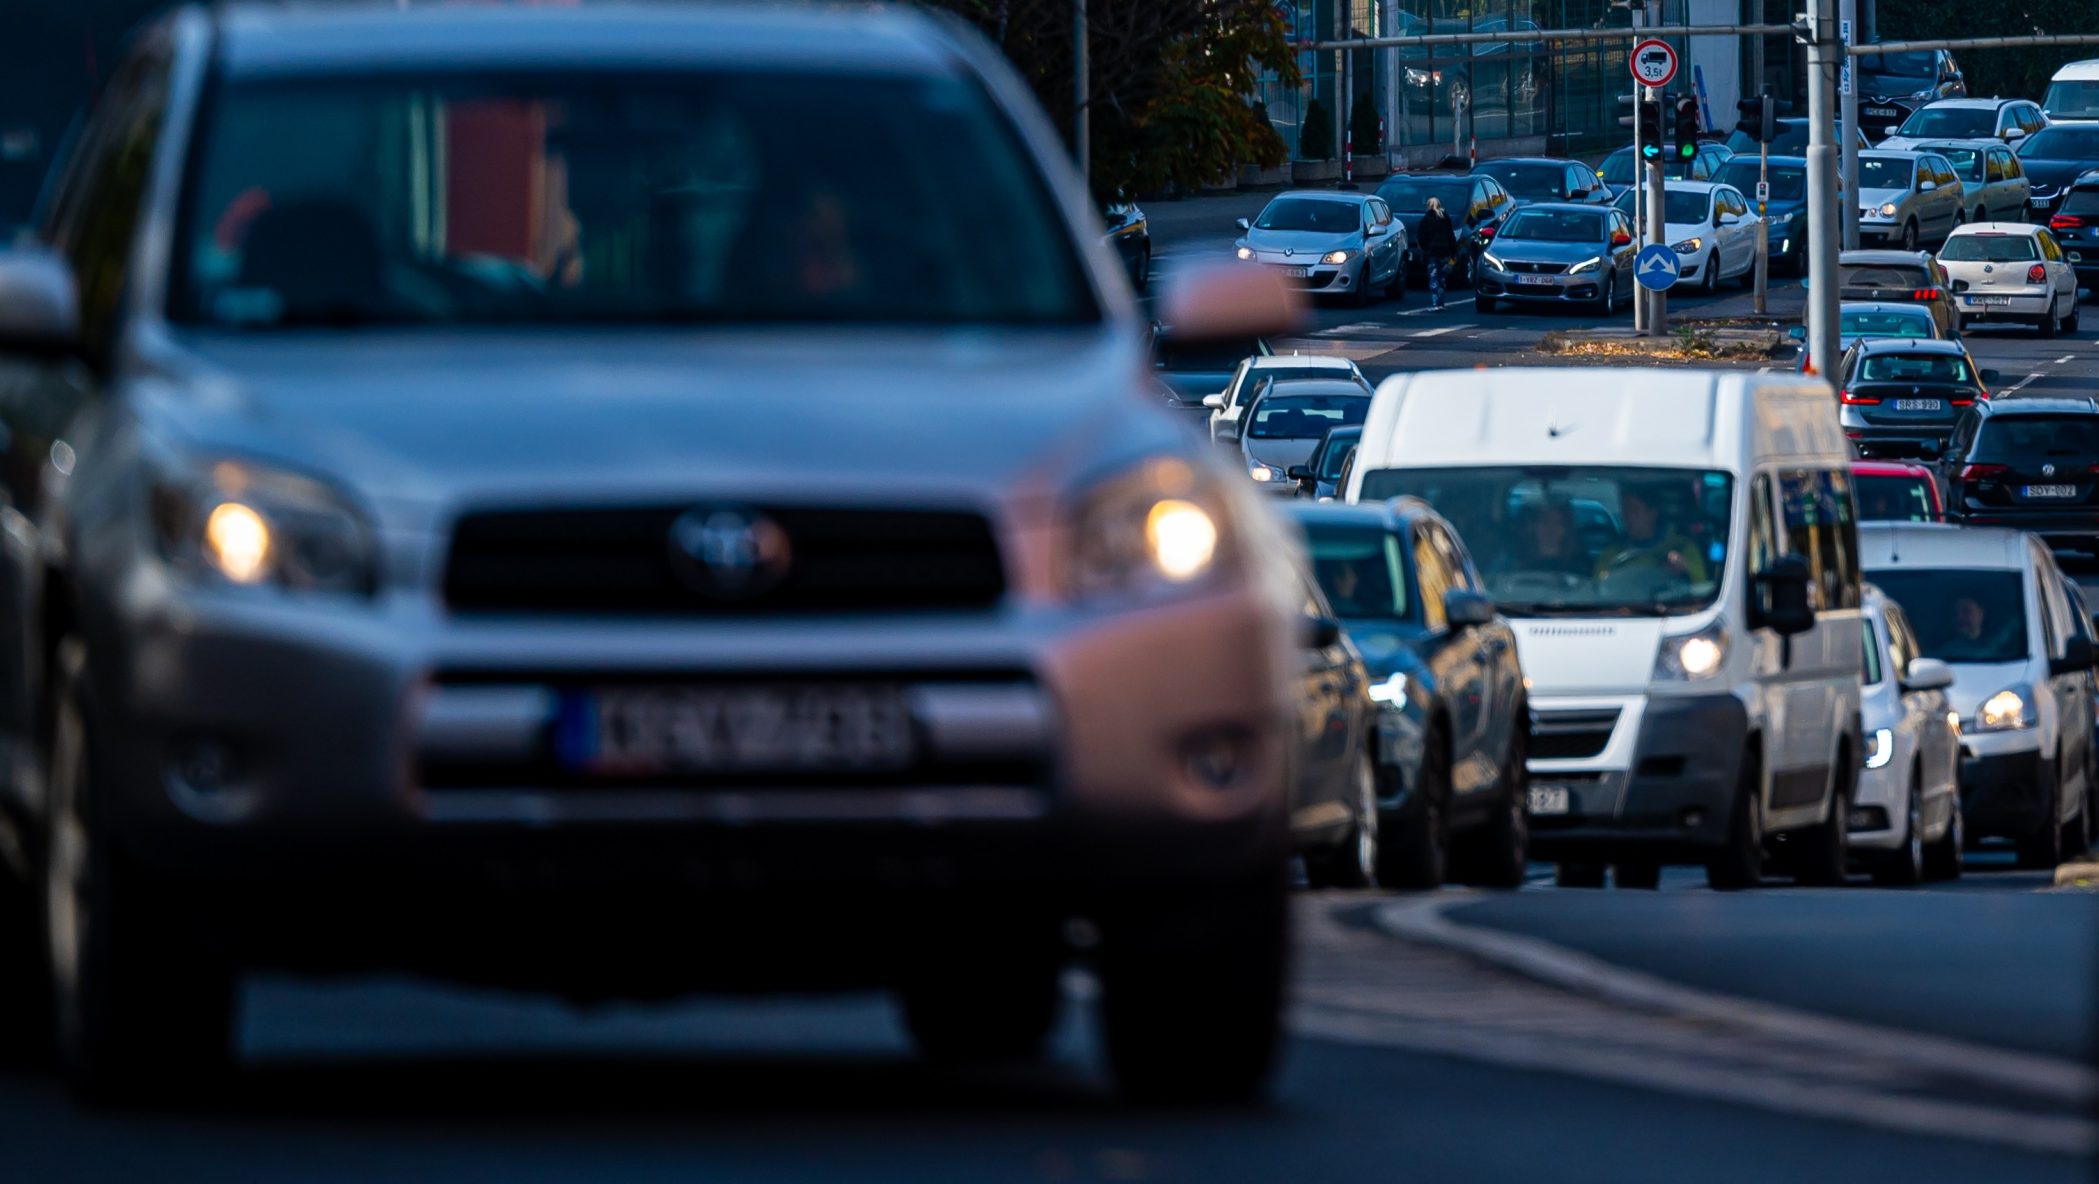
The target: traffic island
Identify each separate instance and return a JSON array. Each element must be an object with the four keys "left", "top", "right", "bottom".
[{"left": 1538, "top": 318, "right": 1794, "bottom": 363}]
